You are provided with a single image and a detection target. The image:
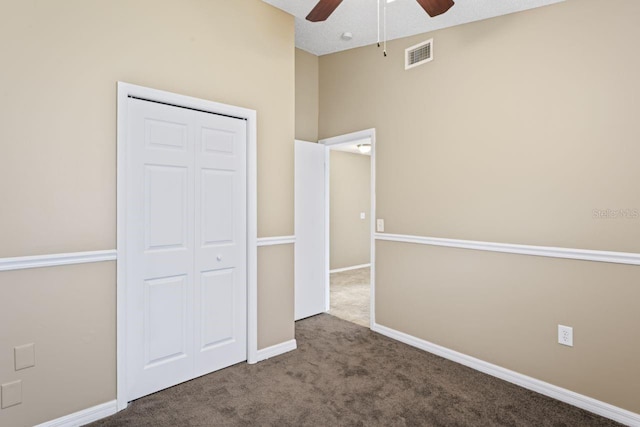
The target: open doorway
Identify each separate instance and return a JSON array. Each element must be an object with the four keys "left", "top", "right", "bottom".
[
  {"left": 294, "top": 129, "right": 376, "bottom": 328},
  {"left": 320, "top": 129, "right": 375, "bottom": 329},
  {"left": 325, "top": 139, "right": 372, "bottom": 327}
]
